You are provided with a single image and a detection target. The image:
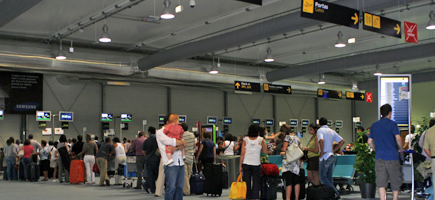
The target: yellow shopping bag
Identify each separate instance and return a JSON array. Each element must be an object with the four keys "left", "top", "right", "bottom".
[{"left": 229, "top": 173, "right": 247, "bottom": 199}]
